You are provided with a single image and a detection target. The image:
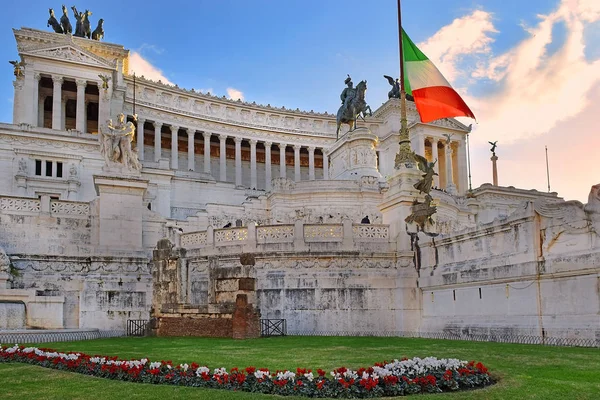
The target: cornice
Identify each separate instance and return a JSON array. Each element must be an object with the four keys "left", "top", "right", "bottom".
[{"left": 125, "top": 74, "right": 332, "bottom": 118}]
